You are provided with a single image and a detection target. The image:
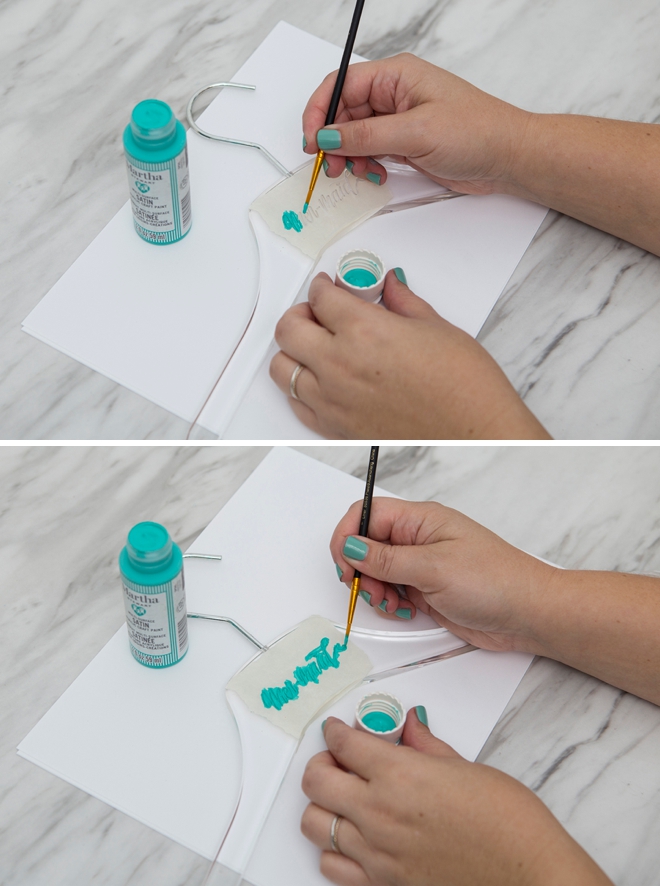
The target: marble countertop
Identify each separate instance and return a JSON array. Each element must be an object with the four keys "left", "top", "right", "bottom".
[
  {"left": 2, "top": 1, "right": 660, "bottom": 439},
  {"left": 1, "top": 444, "right": 659, "bottom": 884}
]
